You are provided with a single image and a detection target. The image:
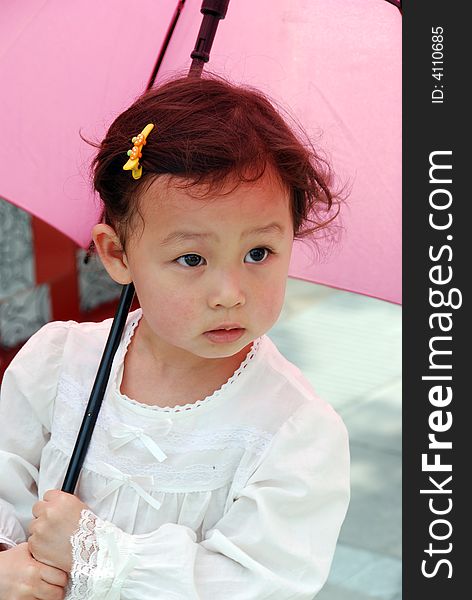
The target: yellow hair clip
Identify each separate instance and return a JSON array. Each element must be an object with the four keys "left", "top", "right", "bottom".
[{"left": 123, "top": 123, "right": 154, "bottom": 180}]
